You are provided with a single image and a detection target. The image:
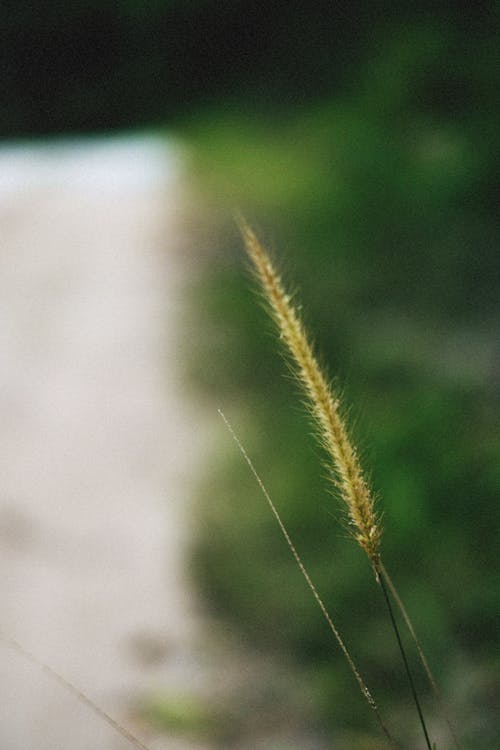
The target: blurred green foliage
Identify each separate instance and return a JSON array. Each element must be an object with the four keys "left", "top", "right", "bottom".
[
  {"left": 5, "top": 2, "right": 498, "bottom": 745},
  {"left": 185, "top": 15, "right": 500, "bottom": 749},
  {"left": 142, "top": 693, "right": 215, "bottom": 735}
]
